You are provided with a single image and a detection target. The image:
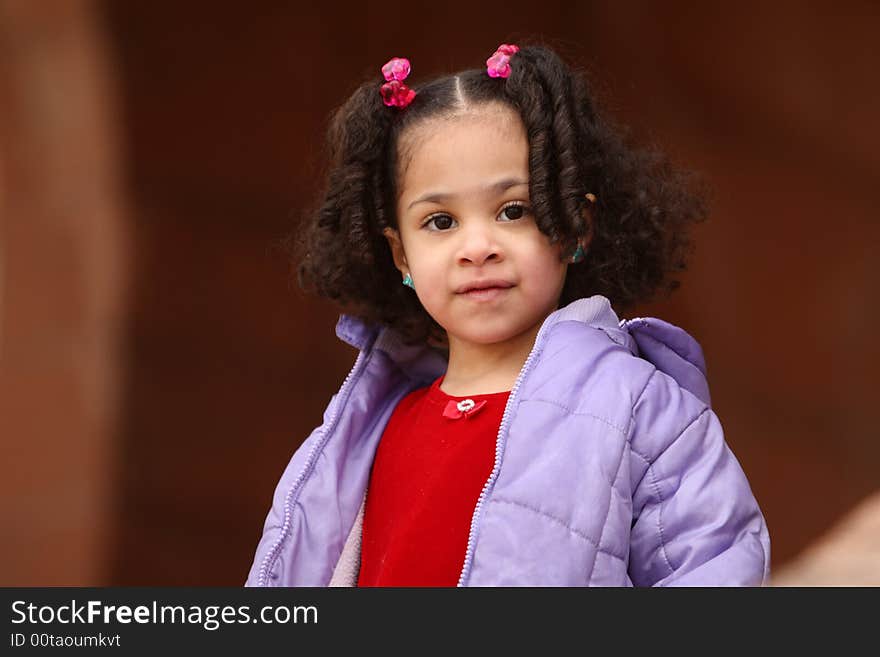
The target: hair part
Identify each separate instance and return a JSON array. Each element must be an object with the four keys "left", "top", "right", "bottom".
[{"left": 289, "top": 44, "right": 708, "bottom": 346}]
